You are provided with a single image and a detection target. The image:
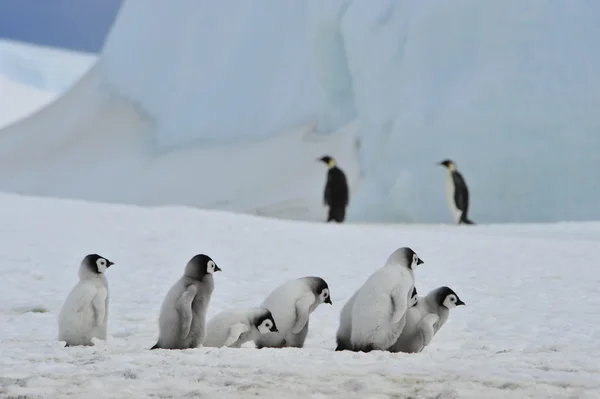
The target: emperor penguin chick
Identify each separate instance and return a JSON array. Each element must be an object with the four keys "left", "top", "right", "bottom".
[
  {"left": 349, "top": 247, "right": 424, "bottom": 352},
  {"left": 58, "top": 254, "right": 115, "bottom": 347},
  {"left": 204, "top": 308, "right": 278, "bottom": 348},
  {"left": 151, "top": 254, "right": 221, "bottom": 350},
  {"left": 388, "top": 286, "right": 465, "bottom": 354},
  {"left": 254, "top": 276, "right": 332, "bottom": 349},
  {"left": 335, "top": 286, "right": 418, "bottom": 351}
]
